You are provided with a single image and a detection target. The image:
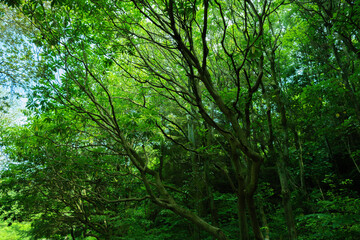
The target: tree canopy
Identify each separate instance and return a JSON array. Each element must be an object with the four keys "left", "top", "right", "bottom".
[{"left": 1, "top": 0, "right": 360, "bottom": 239}]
